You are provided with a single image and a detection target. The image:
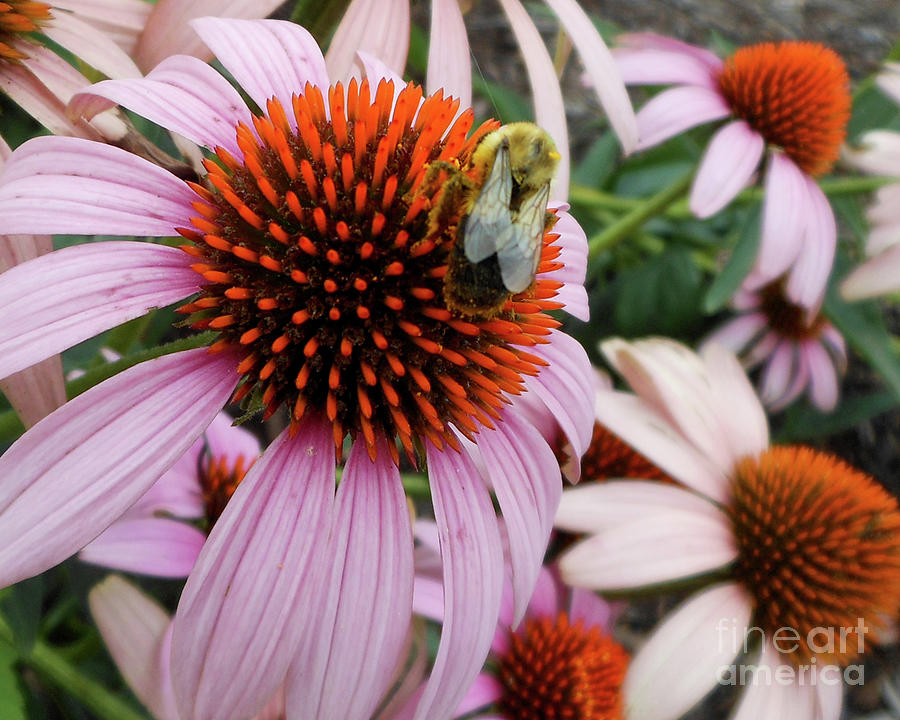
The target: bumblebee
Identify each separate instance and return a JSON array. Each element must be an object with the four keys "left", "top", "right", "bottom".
[{"left": 440, "top": 122, "right": 561, "bottom": 317}]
